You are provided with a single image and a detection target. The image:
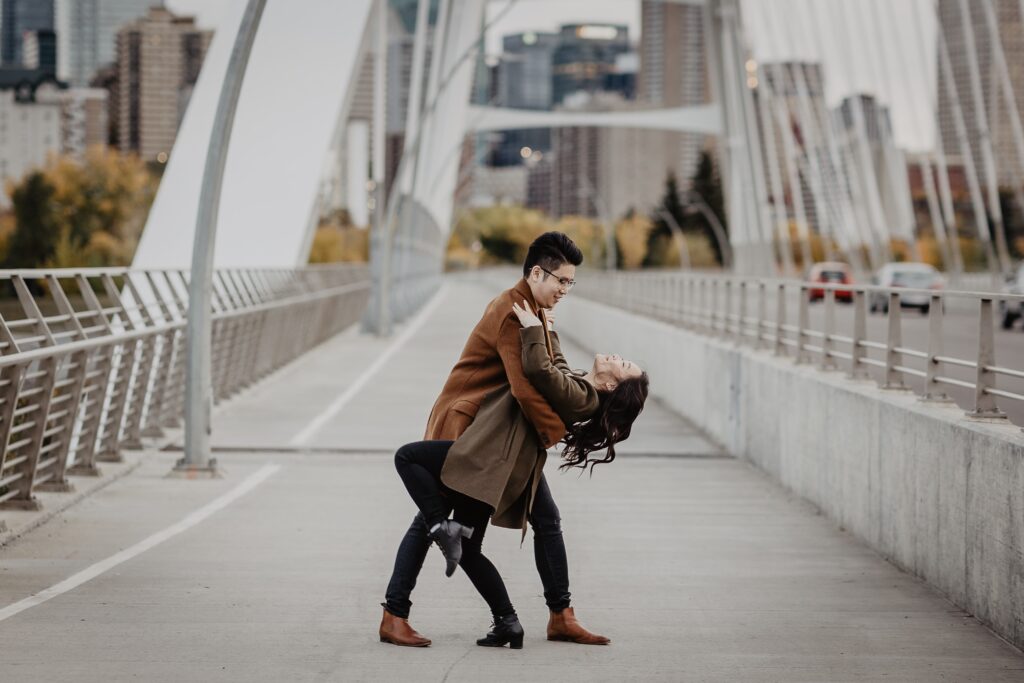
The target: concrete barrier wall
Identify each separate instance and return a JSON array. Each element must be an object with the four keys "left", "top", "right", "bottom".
[{"left": 556, "top": 294, "right": 1024, "bottom": 650}]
